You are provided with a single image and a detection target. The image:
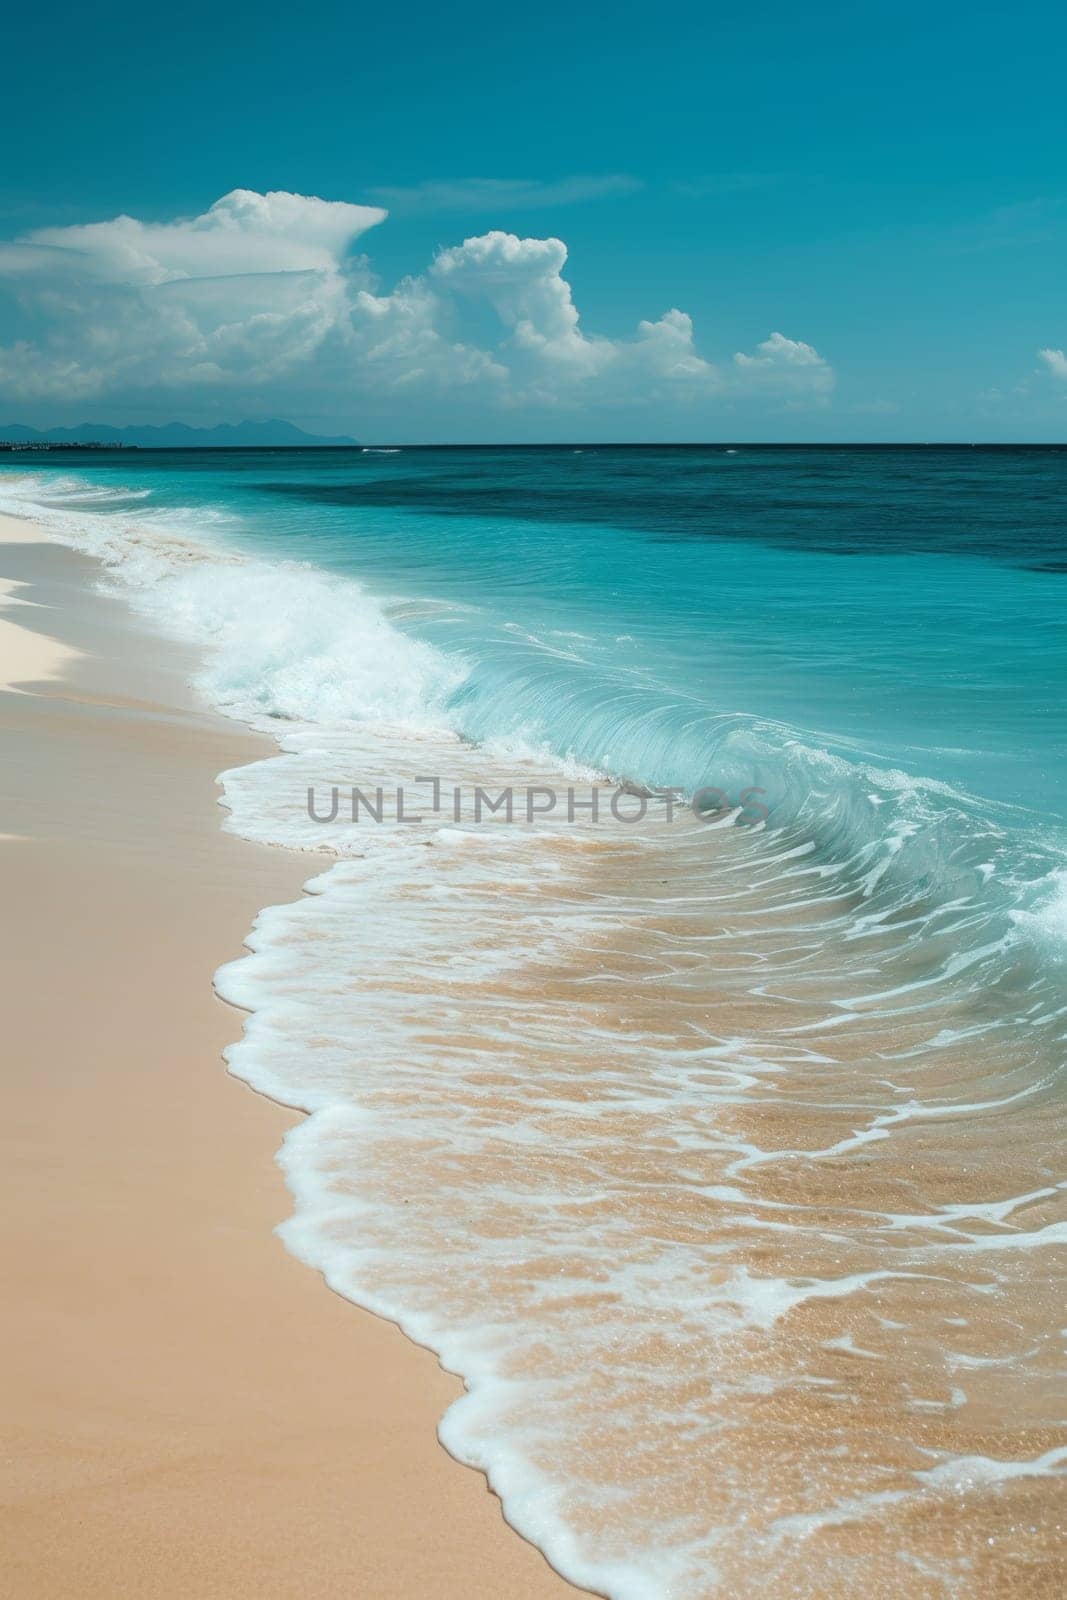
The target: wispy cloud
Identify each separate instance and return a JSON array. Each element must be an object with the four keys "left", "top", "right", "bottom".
[
  {"left": 365, "top": 175, "right": 642, "bottom": 215},
  {"left": 939, "top": 196, "right": 1066, "bottom": 257}
]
